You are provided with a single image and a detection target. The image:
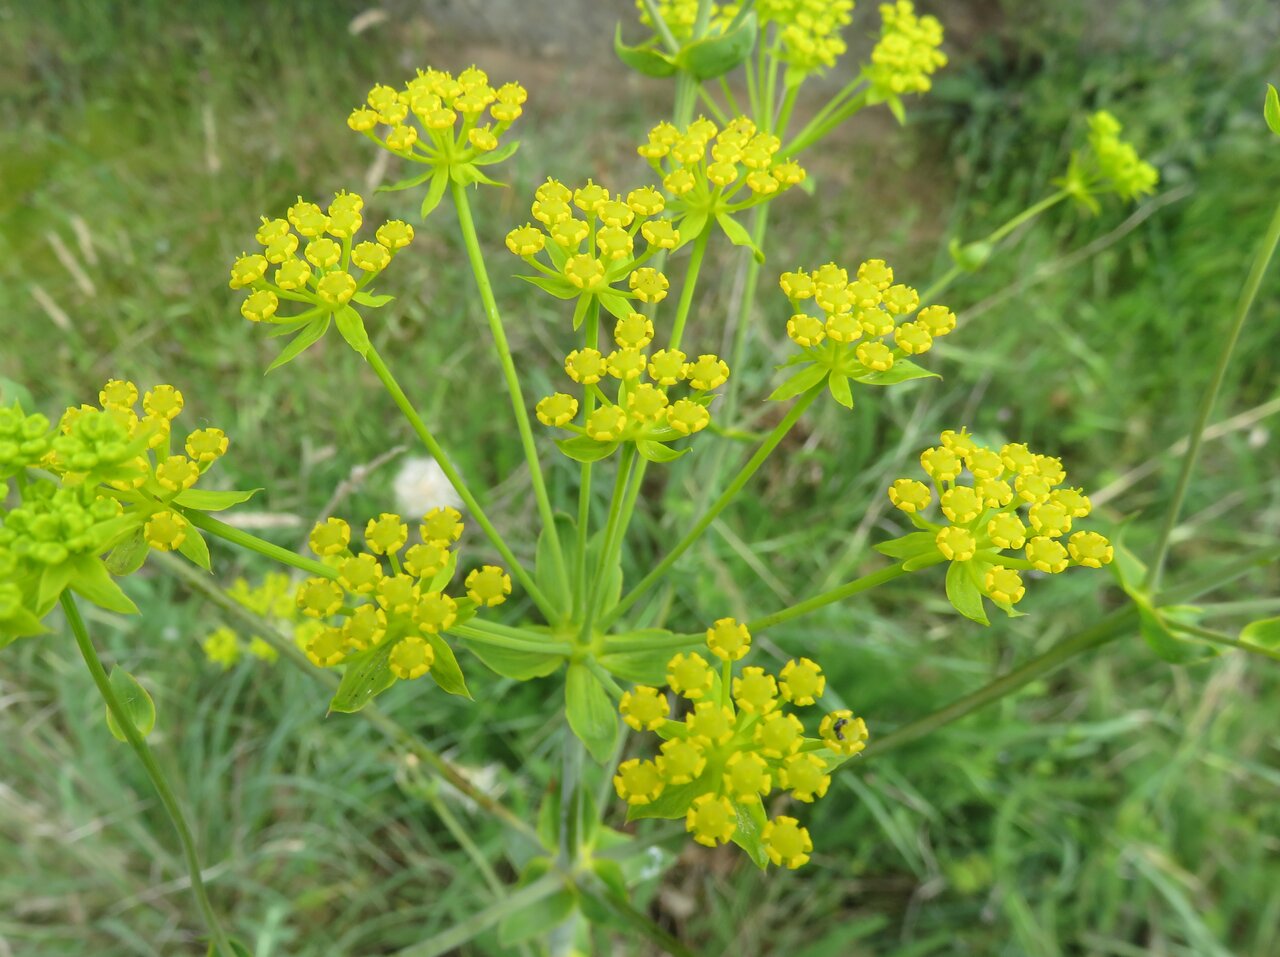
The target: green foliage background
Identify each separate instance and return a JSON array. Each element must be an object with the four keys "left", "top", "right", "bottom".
[{"left": 1, "top": 1, "right": 1277, "bottom": 954}]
